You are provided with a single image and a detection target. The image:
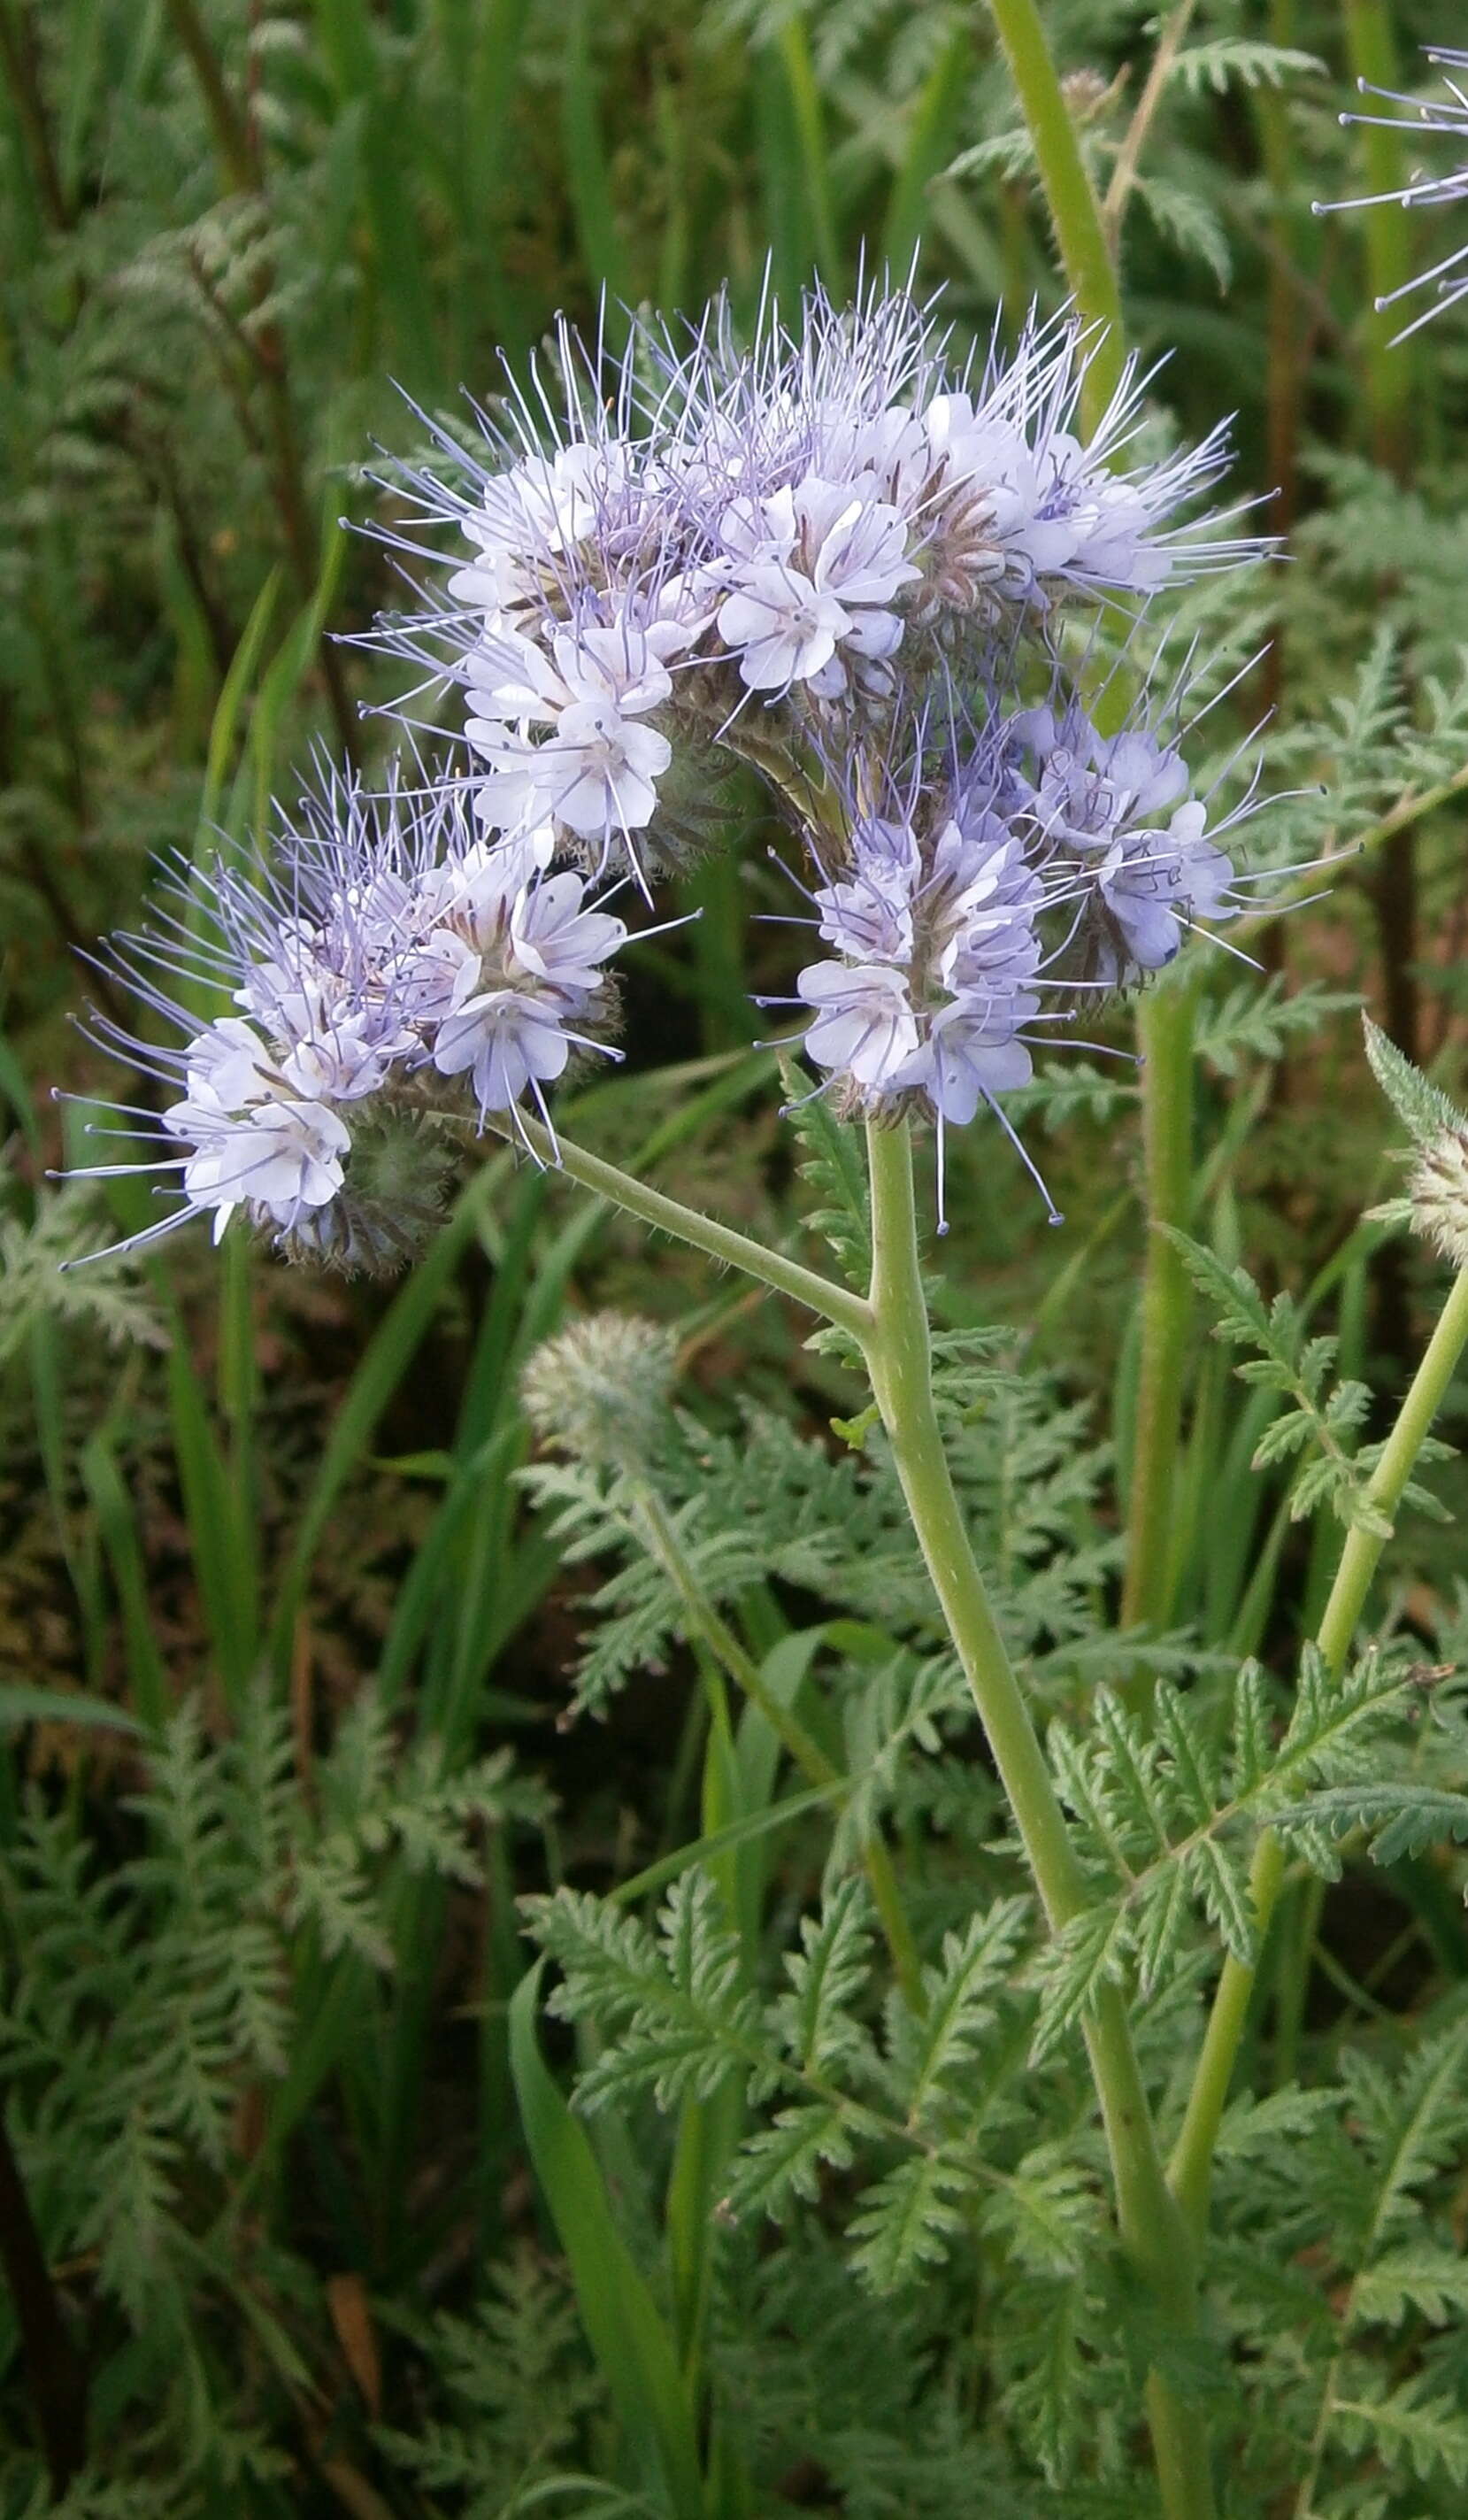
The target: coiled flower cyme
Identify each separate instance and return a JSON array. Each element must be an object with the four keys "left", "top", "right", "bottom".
[
  {"left": 66, "top": 767, "right": 641, "bottom": 1269},
  {"left": 365, "top": 274, "right": 1266, "bottom": 890},
  {"left": 70, "top": 275, "right": 1285, "bottom": 1266}
]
